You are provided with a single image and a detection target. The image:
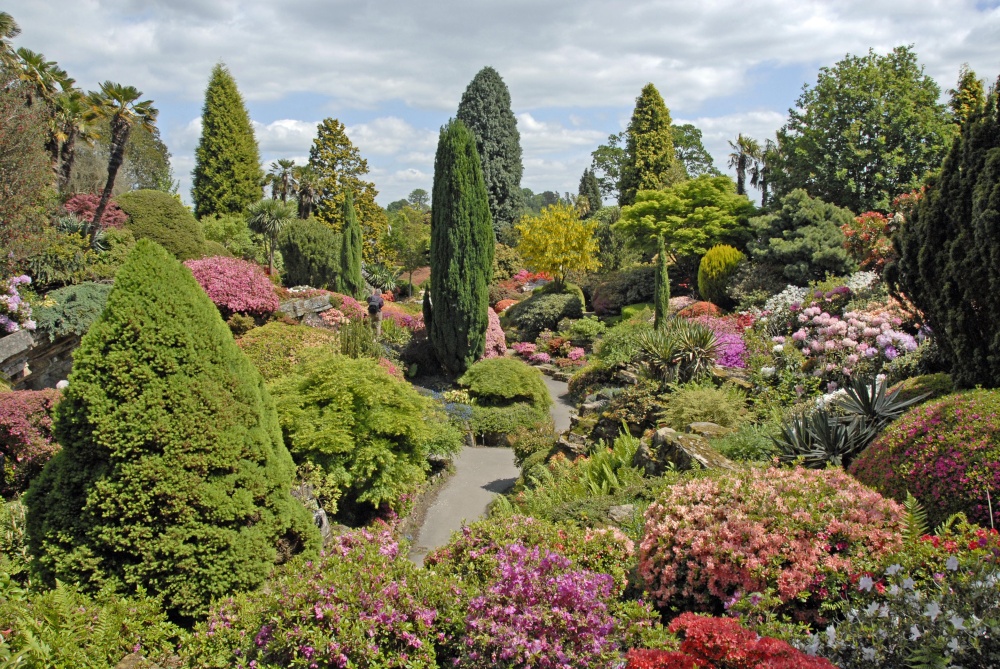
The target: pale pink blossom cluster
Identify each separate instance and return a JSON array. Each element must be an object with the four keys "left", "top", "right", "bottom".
[
  {"left": 482, "top": 308, "right": 507, "bottom": 359},
  {"left": 183, "top": 256, "right": 280, "bottom": 317}
]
